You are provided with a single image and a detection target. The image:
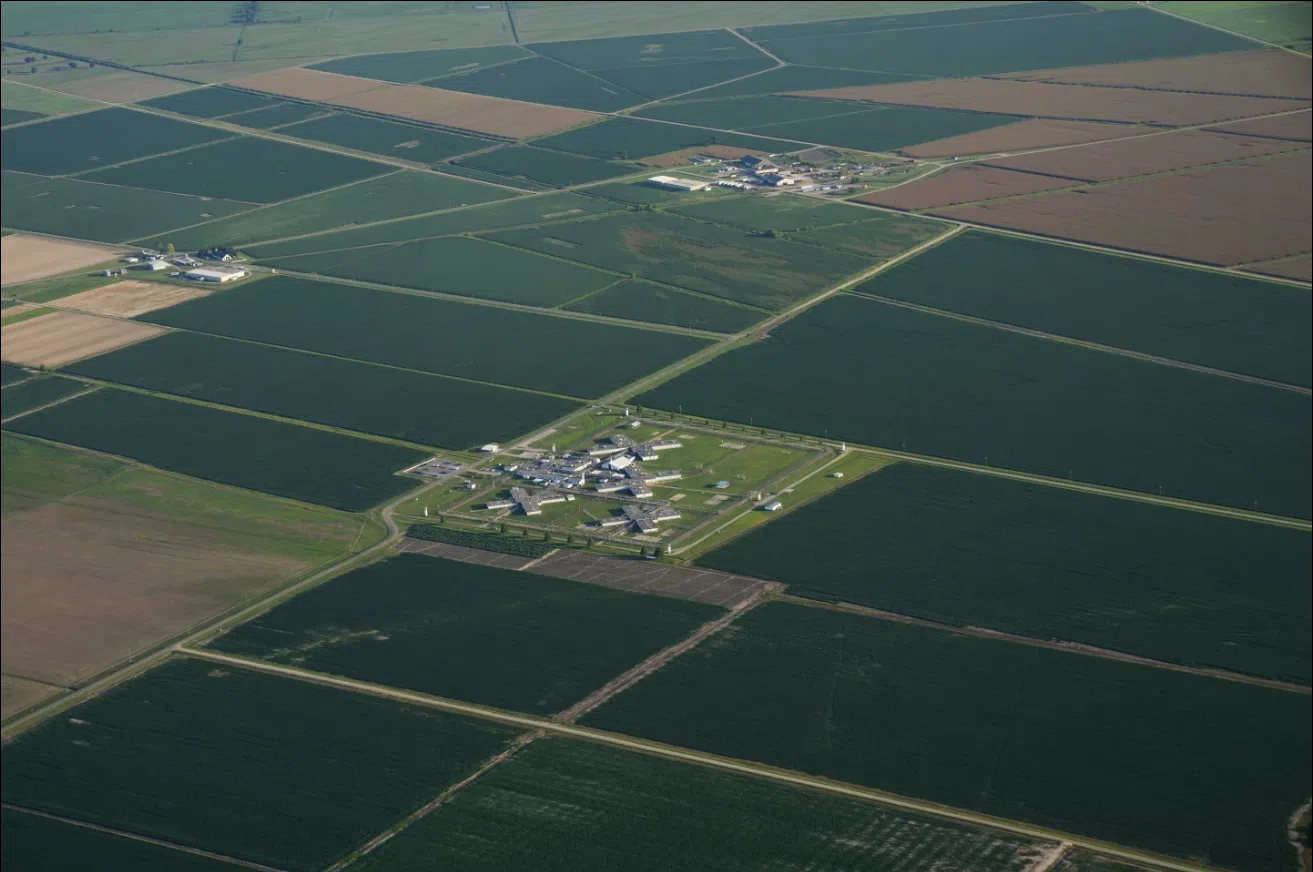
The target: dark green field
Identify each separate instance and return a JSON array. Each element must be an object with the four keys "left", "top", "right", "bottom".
[
  {"left": 0, "top": 376, "right": 91, "bottom": 420},
  {"left": 1, "top": 362, "right": 34, "bottom": 386},
  {"left": 279, "top": 112, "right": 490, "bottom": 163},
  {"left": 2, "top": 809, "right": 251, "bottom": 872},
  {"left": 438, "top": 163, "right": 553, "bottom": 190},
  {"left": 3, "top": 170, "right": 253, "bottom": 243},
  {"left": 860, "top": 231, "right": 1313, "bottom": 387},
  {"left": 139, "top": 276, "right": 710, "bottom": 397},
  {"left": 583, "top": 602, "right": 1313, "bottom": 869},
  {"left": 534, "top": 116, "right": 801, "bottom": 160},
  {"left": 635, "top": 295, "right": 1312, "bottom": 519},
  {"left": 791, "top": 216, "right": 948, "bottom": 259},
  {"left": 689, "top": 65, "right": 913, "bottom": 100},
  {"left": 741, "top": 1, "right": 1091, "bottom": 41},
  {"left": 81, "top": 135, "right": 391, "bottom": 204},
  {"left": 3, "top": 388, "right": 424, "bottom": 511},
  {"left": 1, "top": 107, "right": 45, "bottom": 126},
  {"left": 438, "top": 55, "right": 646, "bottom": 112},
  {"left": 565, "top": 280, "right": 765, "bottom": 332},
  {"left": 489, "top": 211, "right": 872, "bottom": 309},
  {"left": 212, "top": 553, "right": 719, "bottom": 713},
  {"left": 66, "top": 332, "right": 579, "bottom": 449},
  {"left": 310, "top": 45, "right": 531, "bottom": 83},
  {"left": 701, "top": 463, "right": 1313, "bottom": 682},
  {"left": 354, "top": 738, "right": 1050, "bottom": 872},
  {"left": 221, "top": 101, "right": 325, "bottom": 129},
  {"left": 264, "top": 234, "right": 617, "bottom": 307},
  {"left": 1, "top": 658, "right": 517, "bottom": 871},
  {"left": 140, "top": 86, "right": 280, "bottom": 118},
  {"left": 0, "top": 107, "right": 228, "bottom": 175},
  {"left": 456, "top": 145, "right": 634, "bottom": 187}
]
